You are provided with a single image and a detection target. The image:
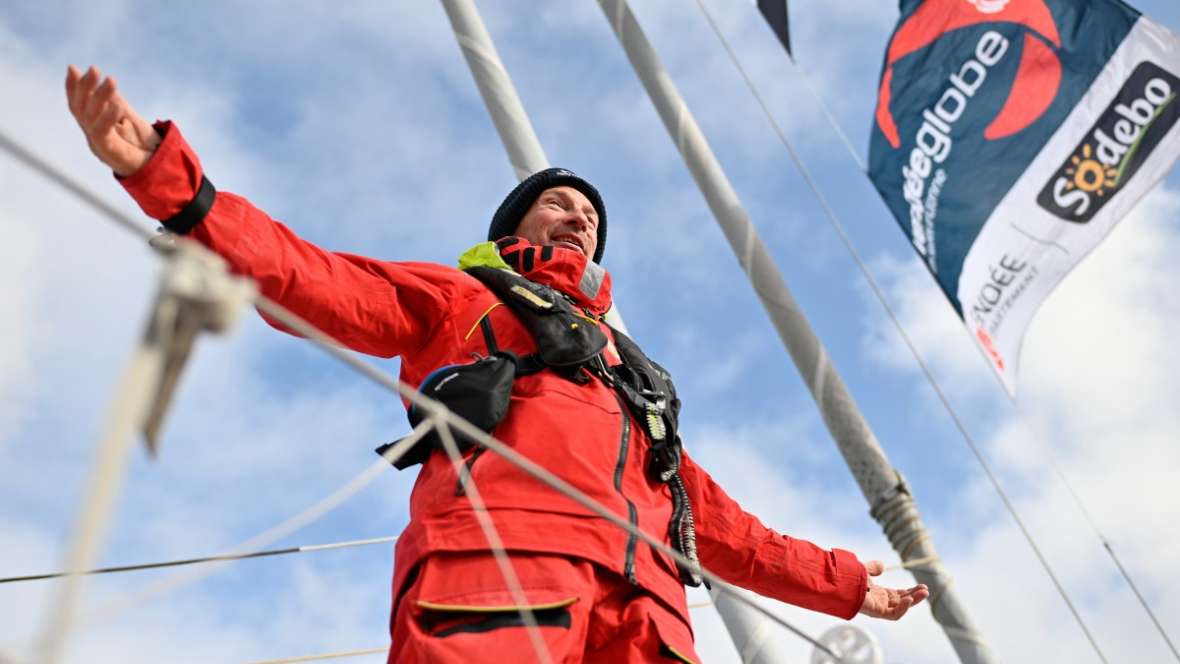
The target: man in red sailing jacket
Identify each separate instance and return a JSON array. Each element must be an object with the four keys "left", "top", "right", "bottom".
[{"left": 66, "top": 65, "right": 928, "bottom": 663}]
